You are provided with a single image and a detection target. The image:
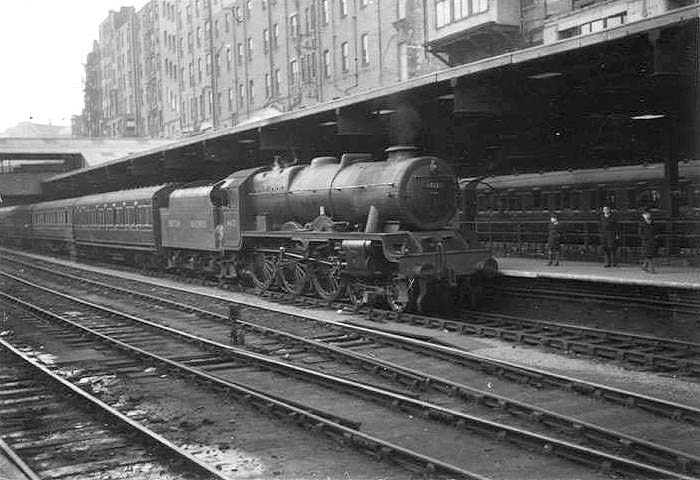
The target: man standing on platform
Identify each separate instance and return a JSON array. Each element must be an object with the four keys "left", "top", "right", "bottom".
[
  {"left": 546, "top": 213, "right": 562, "bottom": 266},
  {"left": 639, "top": 209, "right": 657, "bottom": 273},
  {"left": 599, "top": 204, "right": 619, "bottom": 268}
]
